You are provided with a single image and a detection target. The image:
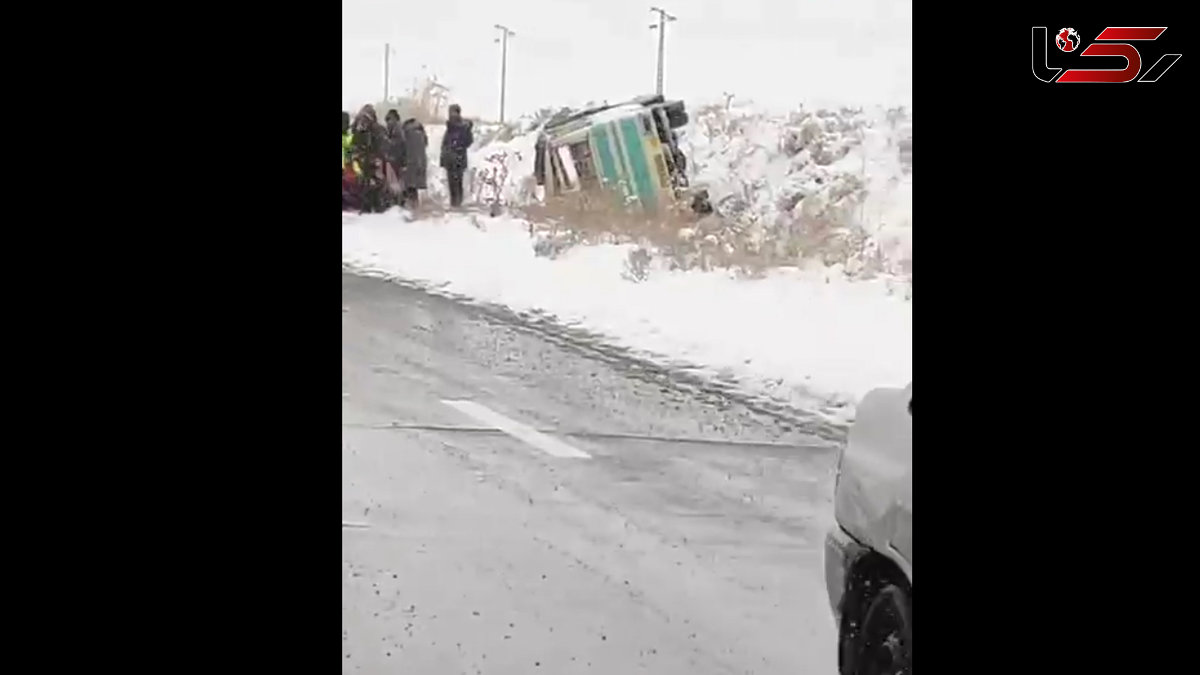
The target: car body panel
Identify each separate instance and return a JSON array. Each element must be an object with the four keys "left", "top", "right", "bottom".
[
  {"left": 824, "top": 524, "right": 869, "bottom": 621},
  {"left": 832, "top": 383, "right": 912, "bottom": 582}
]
